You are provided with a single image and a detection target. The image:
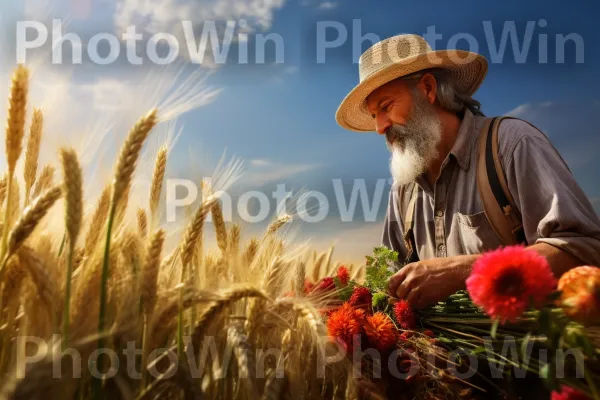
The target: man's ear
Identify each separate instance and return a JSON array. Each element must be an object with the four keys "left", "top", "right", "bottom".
[{"left": 420, "top": 73, "right": 438, "bottom": 105}]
